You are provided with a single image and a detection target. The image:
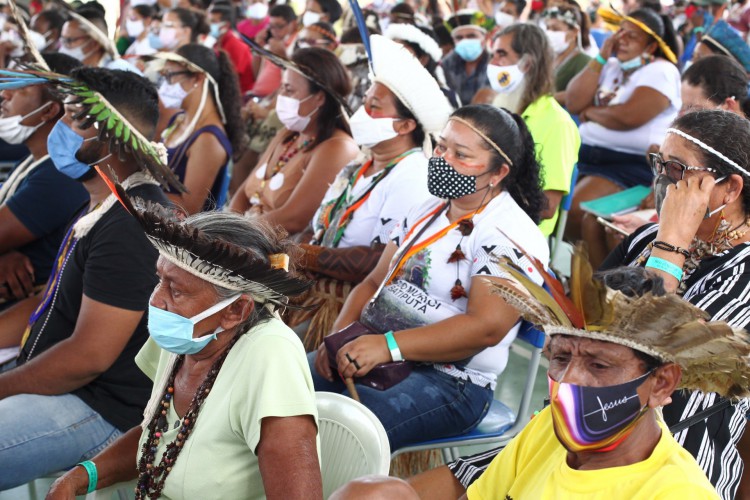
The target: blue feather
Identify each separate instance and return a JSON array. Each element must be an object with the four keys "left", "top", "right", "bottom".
[
  {"left": 0, "top": 80, "right": 48, "bottom": 89},
  {"left": 348, "top": 0, "right": 372, "bottom": 65}
]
